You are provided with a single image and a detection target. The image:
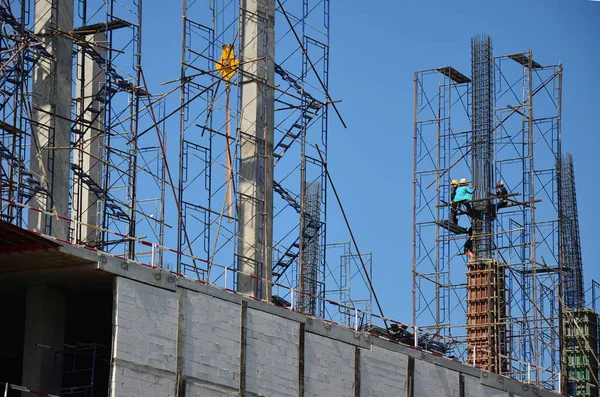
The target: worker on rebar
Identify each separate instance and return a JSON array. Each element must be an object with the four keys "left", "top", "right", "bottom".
[
  {"left": 453, "top": 178, "right": 475, "bottom": 217},
  {"left": 450, "top": 179, "right": 459, "bottom": 224},
  {"left": 464, "top": 227, "right": 474, "bottom": 262},
  {"left": 490, "top": 180, "right": 508, "bottom": 220},
  {"left": 495, "top": 180, "right": 508, "bottom": 211}
]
